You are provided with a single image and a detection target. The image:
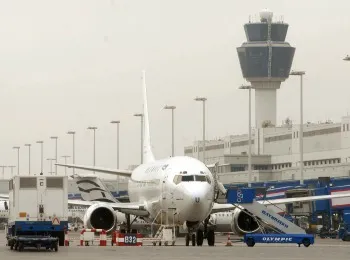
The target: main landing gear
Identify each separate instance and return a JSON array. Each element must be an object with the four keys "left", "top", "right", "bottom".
[{"left": 121, "top": 214, "right": 138, "bottom": 233}]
